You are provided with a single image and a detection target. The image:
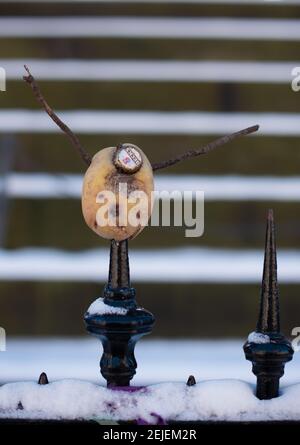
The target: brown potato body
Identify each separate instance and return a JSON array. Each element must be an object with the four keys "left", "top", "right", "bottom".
[{"left": 82, "top": 145, "right": 154, "bottom": 241}]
